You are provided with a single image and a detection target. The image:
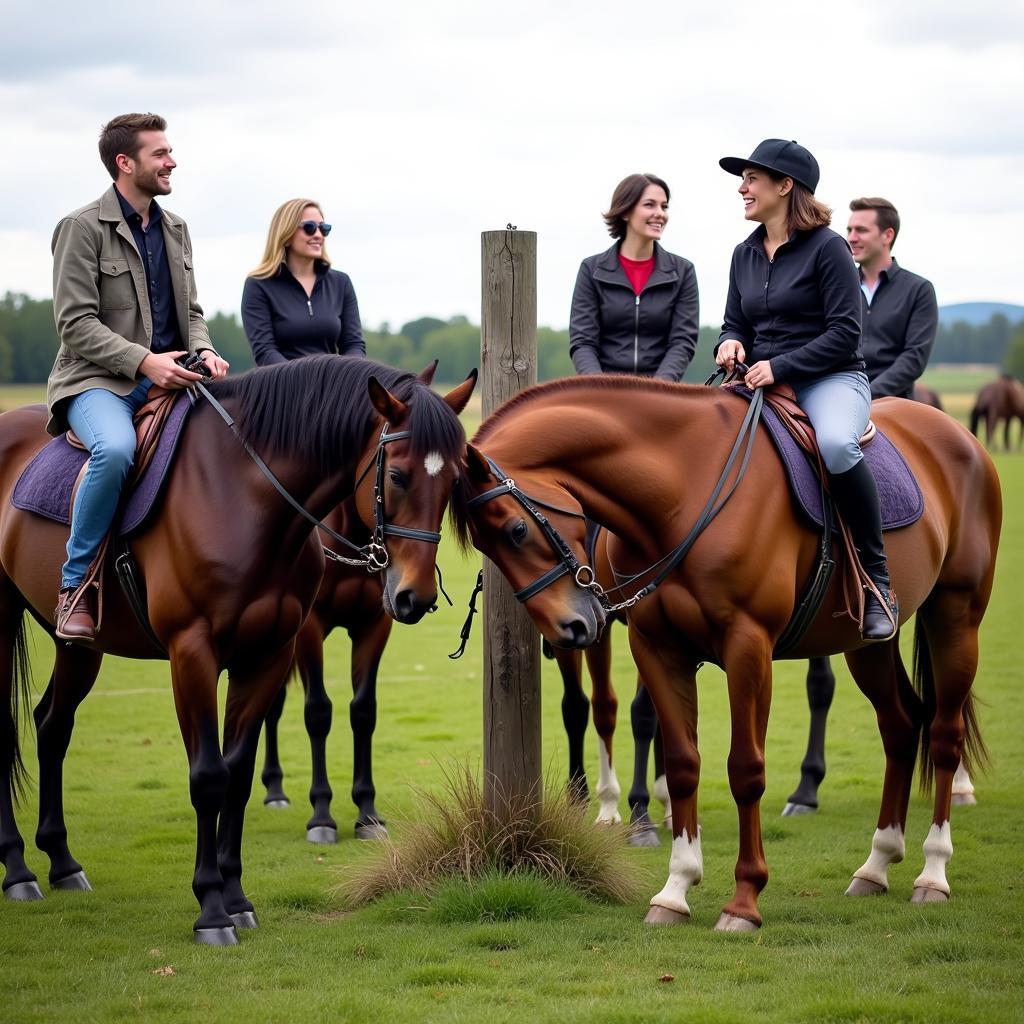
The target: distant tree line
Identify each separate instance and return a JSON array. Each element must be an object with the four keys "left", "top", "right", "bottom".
[{"left": 1, "top": 291, "right": 1020, "bottom": 385}]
